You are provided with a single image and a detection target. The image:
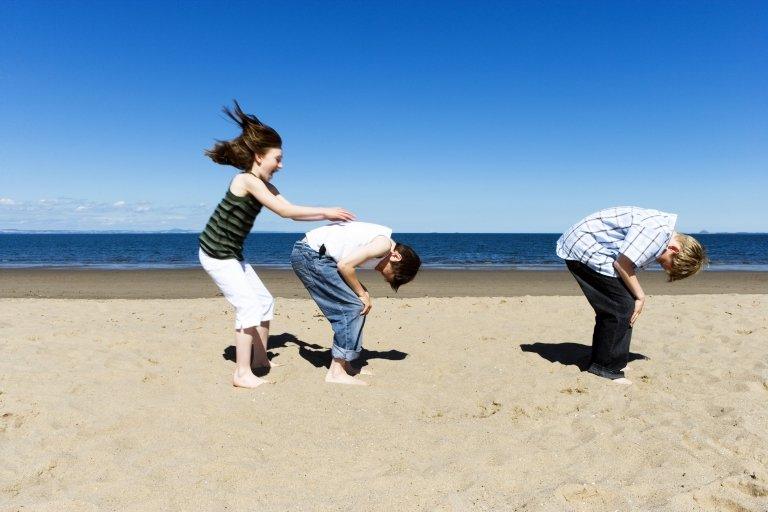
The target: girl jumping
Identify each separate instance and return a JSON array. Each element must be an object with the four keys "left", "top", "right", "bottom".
[{"left": 199, "top": 101, "right": 354, "bottom": 388}]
